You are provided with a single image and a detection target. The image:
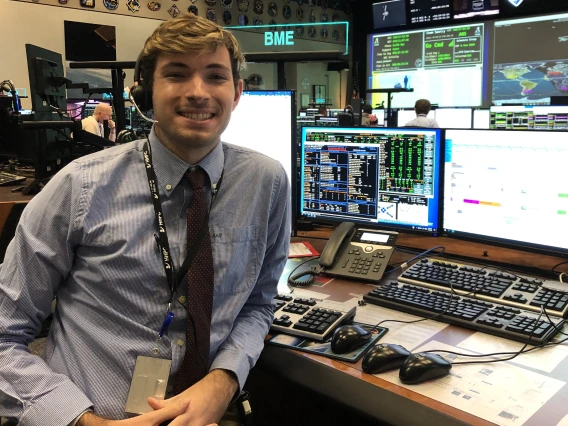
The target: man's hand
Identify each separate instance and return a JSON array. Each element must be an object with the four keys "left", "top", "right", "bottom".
[
  {"left": 147, "top": 369, "right": 238, "bottom": 426},
  {"left": 108, "top": 119, "right": 116, "bottom": 130},
  {"left": 76, "top": 398, "right": 190, "bottom": 426}
]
